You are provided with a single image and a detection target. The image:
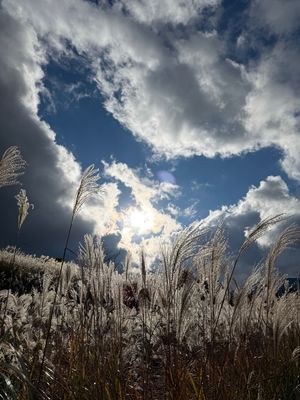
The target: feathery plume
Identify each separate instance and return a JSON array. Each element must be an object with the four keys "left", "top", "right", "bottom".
[
  {"left": 292, "top": 346, "right": 300, "bottom": 361},
  {"left": 15, "top": 189, "right": 34, "bottom": 231},
  {"left": 240, "top": 214, "right": 285, "bottom": 254},
  {"left": 73, "top": 164, "right": 100, "bottom": 216},
  {"left": 0, "top": 146, "right": 27, "bottom": 188}
]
